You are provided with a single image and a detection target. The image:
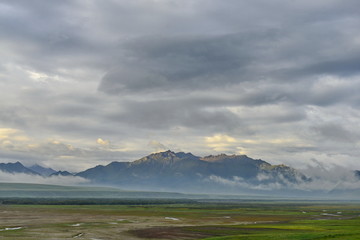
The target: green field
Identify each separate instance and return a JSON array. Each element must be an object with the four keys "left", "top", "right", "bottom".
[{"left": 0, "top": 200, "right": 360, "bottom": 239}]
